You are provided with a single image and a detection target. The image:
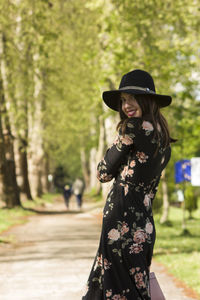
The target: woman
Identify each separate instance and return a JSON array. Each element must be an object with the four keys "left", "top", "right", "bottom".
[{"left": 83, "top": 69, "right": 173, "bottom": 300}]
